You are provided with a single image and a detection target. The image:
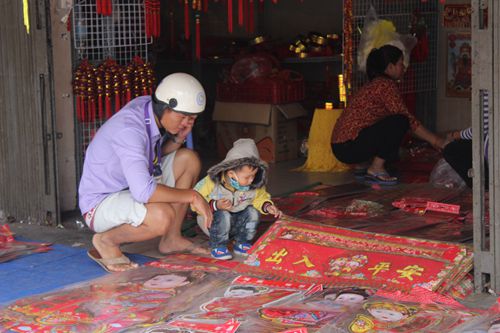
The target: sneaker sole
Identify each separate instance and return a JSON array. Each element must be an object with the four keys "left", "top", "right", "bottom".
[{"left": 211, "top": 254, "right": 233, "bottom": 260}]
